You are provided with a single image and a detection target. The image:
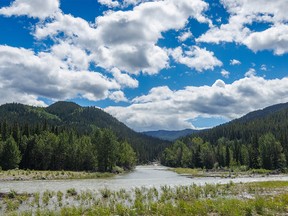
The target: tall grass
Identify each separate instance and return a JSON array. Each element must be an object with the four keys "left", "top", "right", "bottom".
[{"left": 1, "top": 181, "right": 288, "bottom": 215}]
